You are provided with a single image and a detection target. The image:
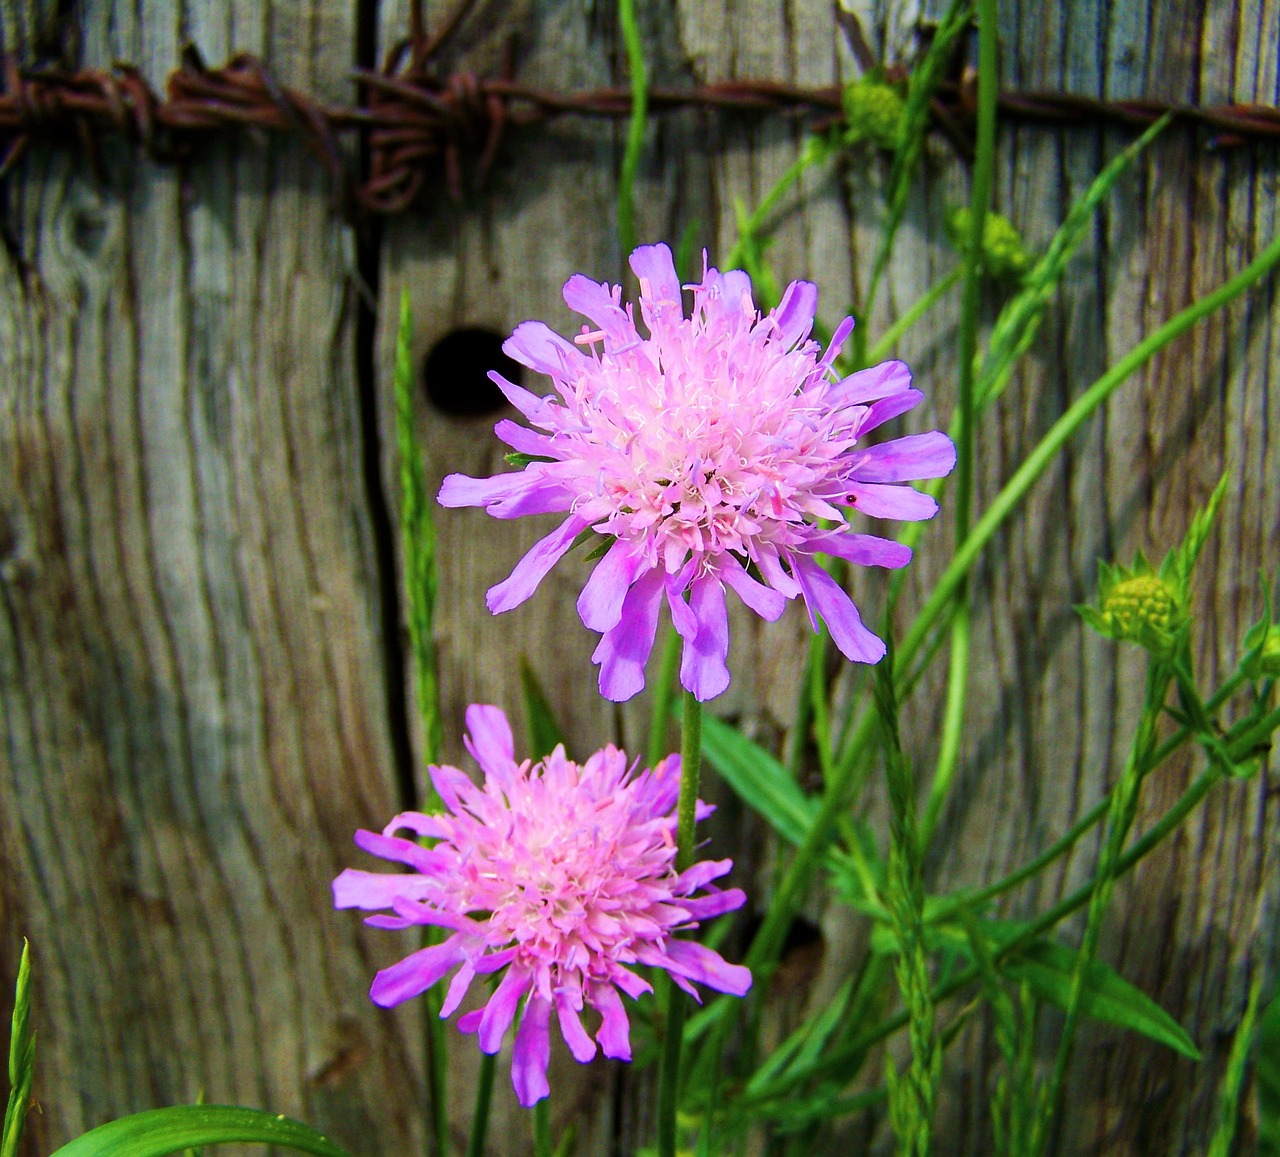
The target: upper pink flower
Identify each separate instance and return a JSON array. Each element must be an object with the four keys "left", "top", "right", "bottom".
[
  {"left": 333, "top": 705, "right": 750, "bottom": 1107},
  {"left": 439, "top": 243, "right": 956, "bottom": 701}
]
